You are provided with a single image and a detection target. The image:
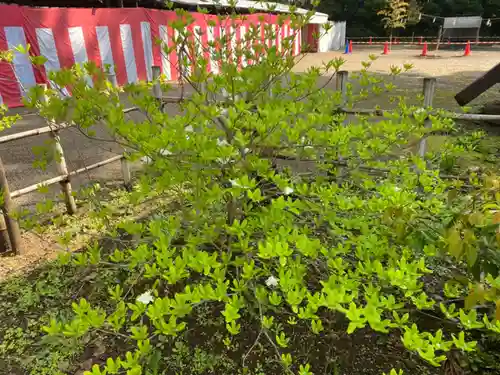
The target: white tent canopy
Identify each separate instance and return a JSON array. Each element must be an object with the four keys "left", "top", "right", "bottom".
[{"left": 170, "top": 0, "right": 329, "bottom": 24}]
